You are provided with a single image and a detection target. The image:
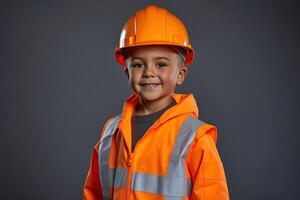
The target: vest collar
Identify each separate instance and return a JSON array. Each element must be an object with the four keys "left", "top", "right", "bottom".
[{"left": 117, "top": 93, "right": 199, "bottom": 150}]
